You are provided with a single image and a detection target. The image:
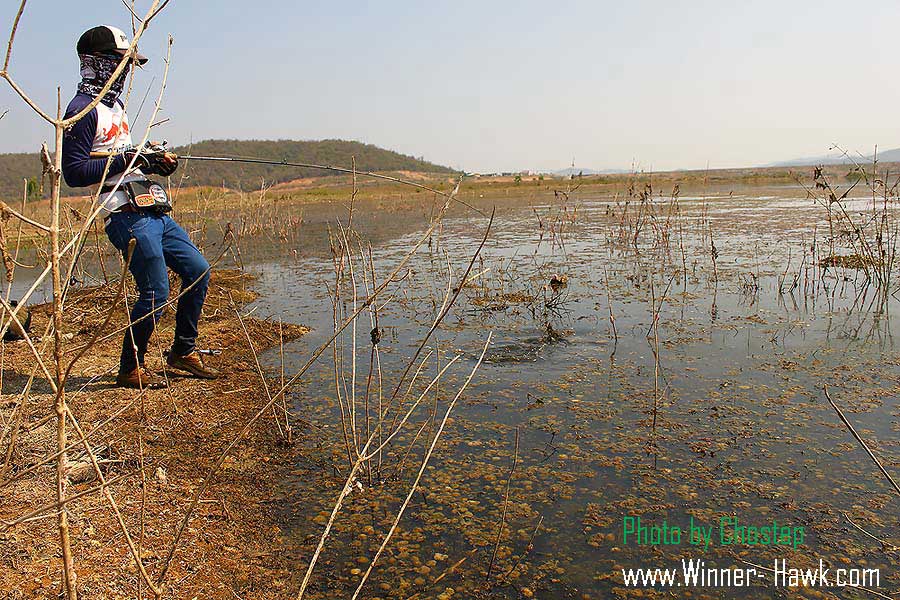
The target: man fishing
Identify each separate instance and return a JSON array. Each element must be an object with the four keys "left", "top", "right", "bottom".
[{"left": 62, "top": 25, "right": 219, "bottom": 389}]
